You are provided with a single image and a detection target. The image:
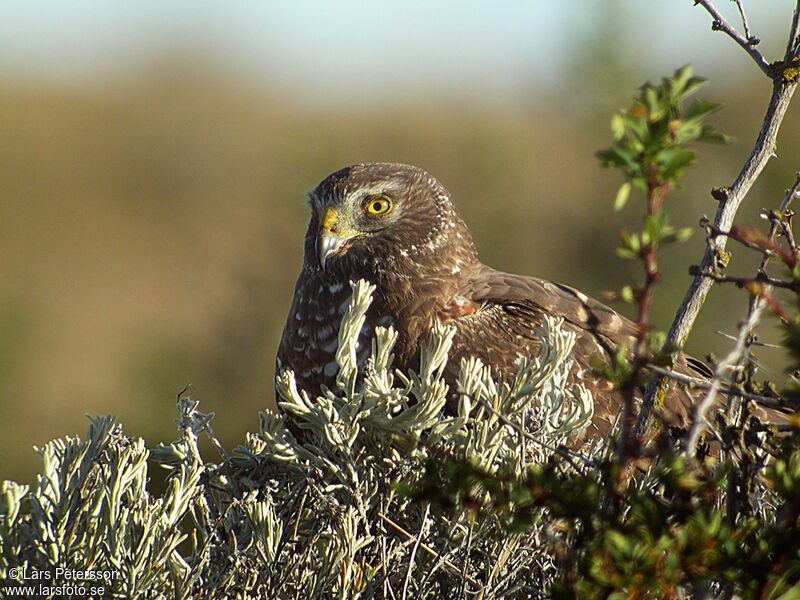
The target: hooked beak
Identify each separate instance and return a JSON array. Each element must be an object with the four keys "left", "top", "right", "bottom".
[
  {"left": 316, "top": 230, "right": 348, "bottom": 271},
  {"left": 316, "top": 206, "right": 356, "bottom": 271}
]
